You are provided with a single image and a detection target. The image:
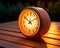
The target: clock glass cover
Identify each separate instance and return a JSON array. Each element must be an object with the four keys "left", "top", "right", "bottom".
[{"left": 18, "top": 9, "right": 40, "bottom": 37}]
